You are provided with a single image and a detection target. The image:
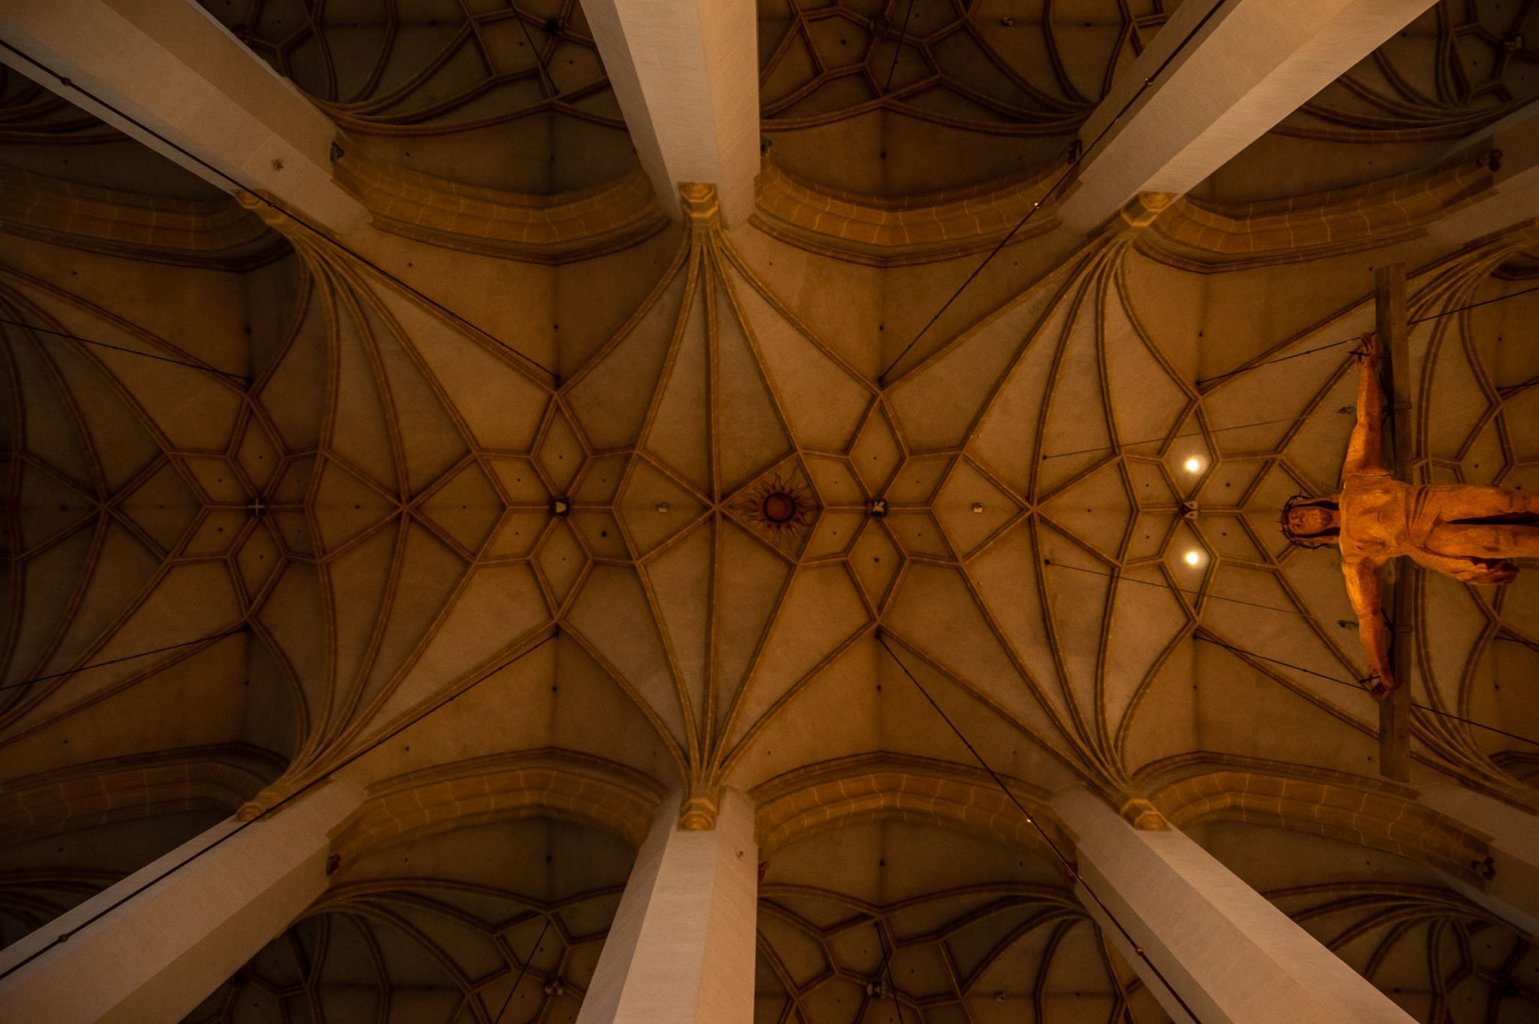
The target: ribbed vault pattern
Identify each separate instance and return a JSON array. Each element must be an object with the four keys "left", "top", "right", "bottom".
[
  {"left": 756, "top": 884, "right": 1143, "bottom": 1022},
  {"left": 6, "top": 6, "right": 1539, "bottom": 1019},
  {"left": 757, "top": 0, "right": 1174, "bottom": 193},
  {"left": 1192, "top": 819, "right": 1539, "bottom": 1024},
  {"left": 186, "top": 885, "right": 611, "bottom": 1024},
  {"left": 1284, "top": 0, "right": 1539, "bottom": 145},
  {"left": 1276, "top": 882, "right": 1539, "bottom": 1022},
  {"left": 192, "top": 0, "right": 634, "bottom": 192},
  {"left": 7, "top": 198, "right": 1539, "bottom": 837},
  {"left": 1201, "top": 0, "right": 1539, "bottom": 201},
  {"left": 184, "top": 817, "right": 630, "bottom": 1024},
  {"left": 753, "top": 818, "right": 1159, "bottom": 1023},
  {"left": 759, "top": 0, "right": 1170, "bottom": 133},
  {"left": 195, "top": 0, "right": 619, "bottom": 134},
  {"left": 0, "top": 254, "right": 267, "bottom": 761}
]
